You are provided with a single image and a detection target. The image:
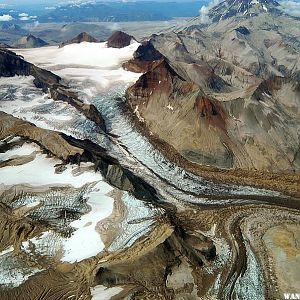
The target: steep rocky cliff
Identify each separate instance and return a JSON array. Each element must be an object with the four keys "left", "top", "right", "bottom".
[{"left": 107, "top": 31, "right": 134, "bottom": 48}]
